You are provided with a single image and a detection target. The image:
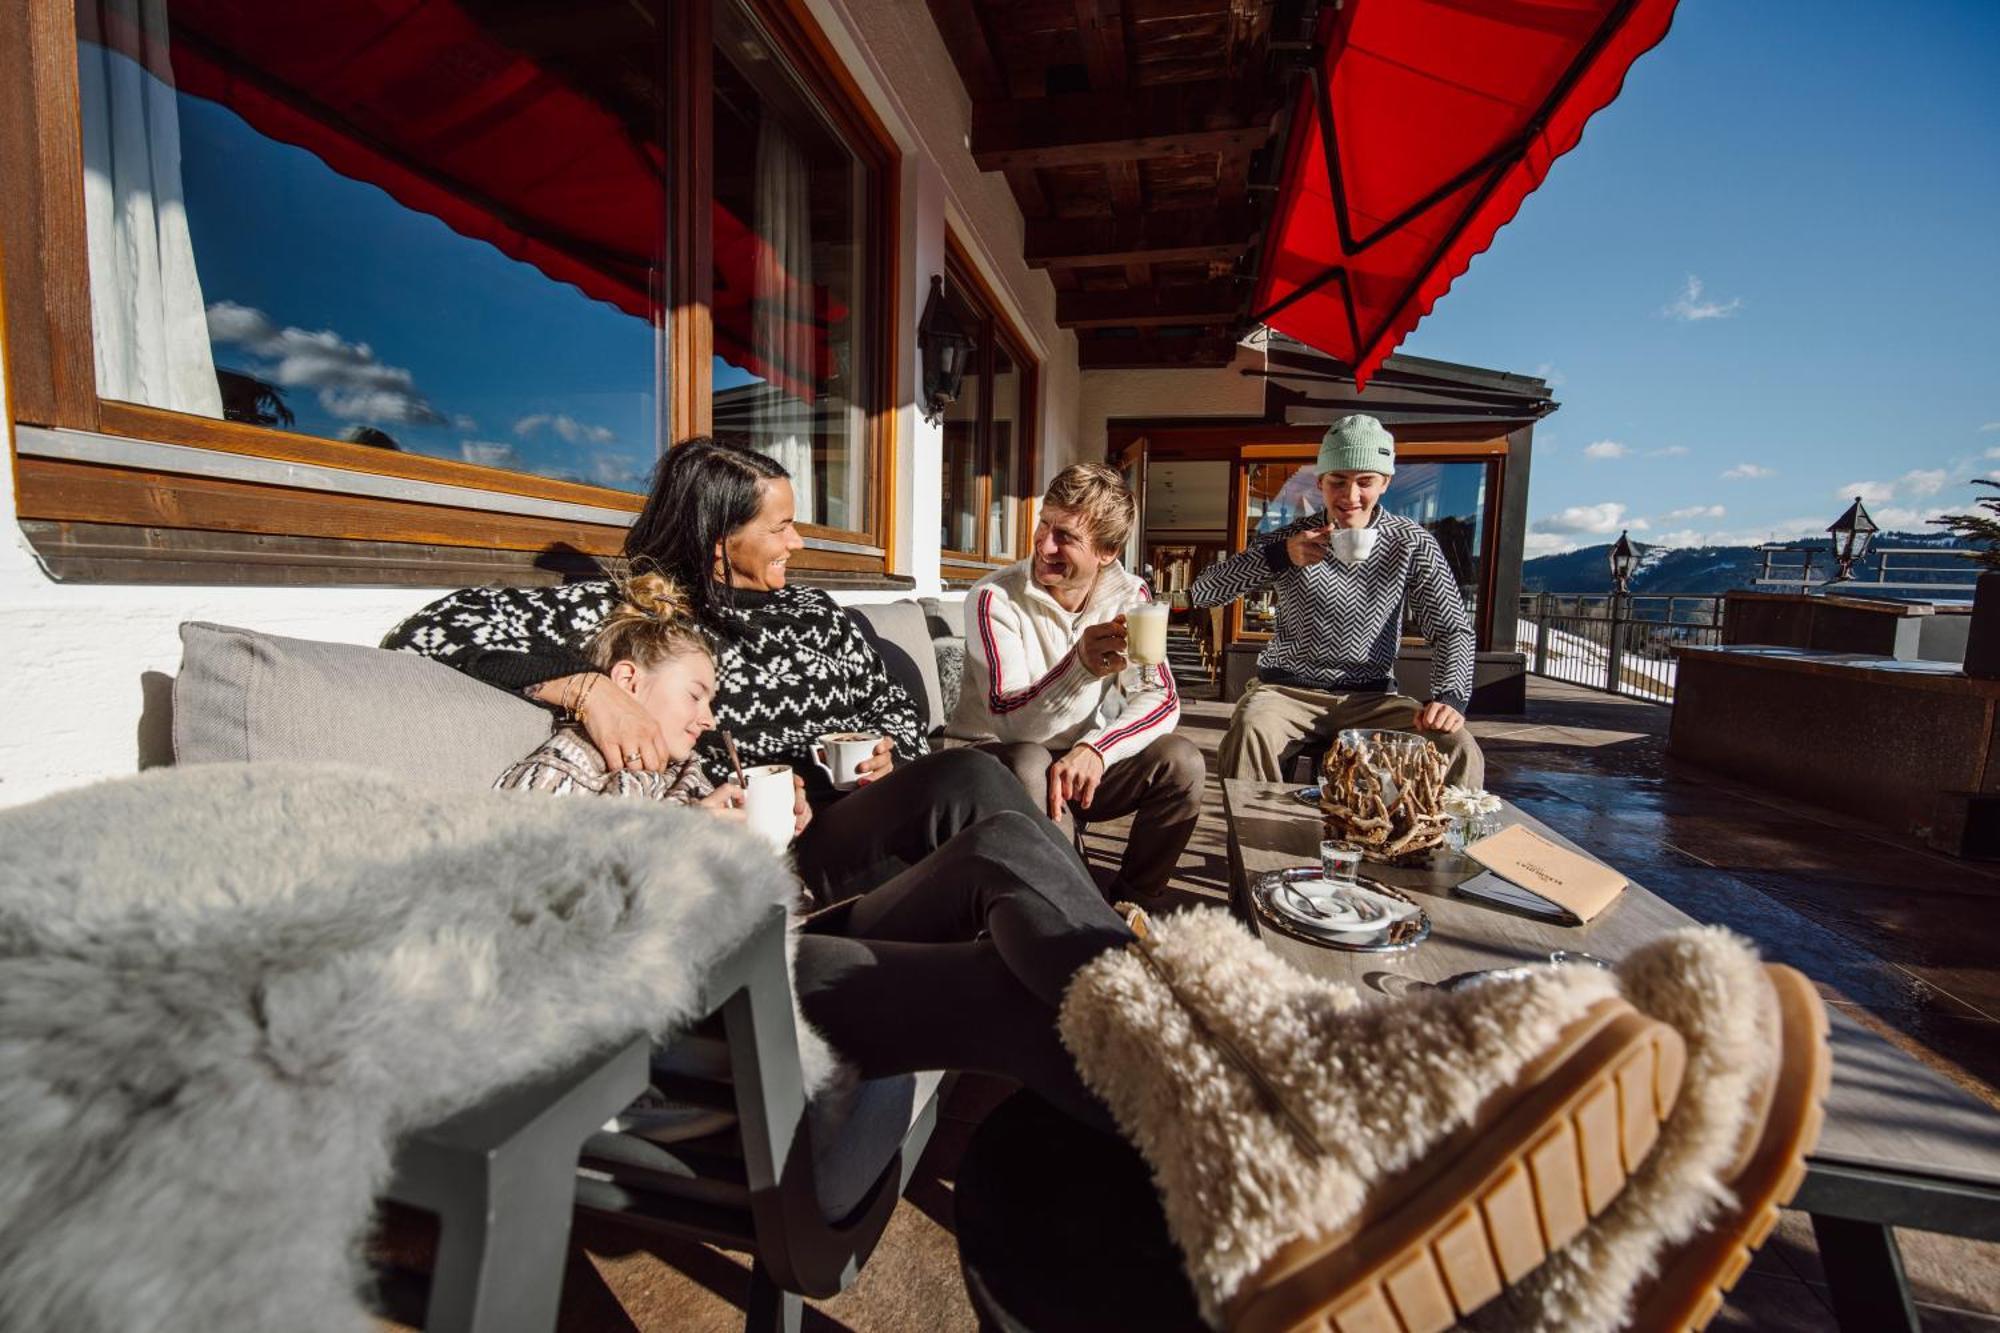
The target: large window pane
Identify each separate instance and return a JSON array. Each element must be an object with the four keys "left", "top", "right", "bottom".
[
  {"left": 710, "top": 0, "right": 871, "bottom": 533},
  {"left": 1382, "top": 461, "right": 1488, "bottom": 630},
  {"left": 939, "top": 280, "right": 983, "bottom": 554},
  {"left": 74, "top": 0, "right": 665, "bottom": 493},
  {"left": 985, "top": 341, "right": 1022, "bottom": 557}
]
